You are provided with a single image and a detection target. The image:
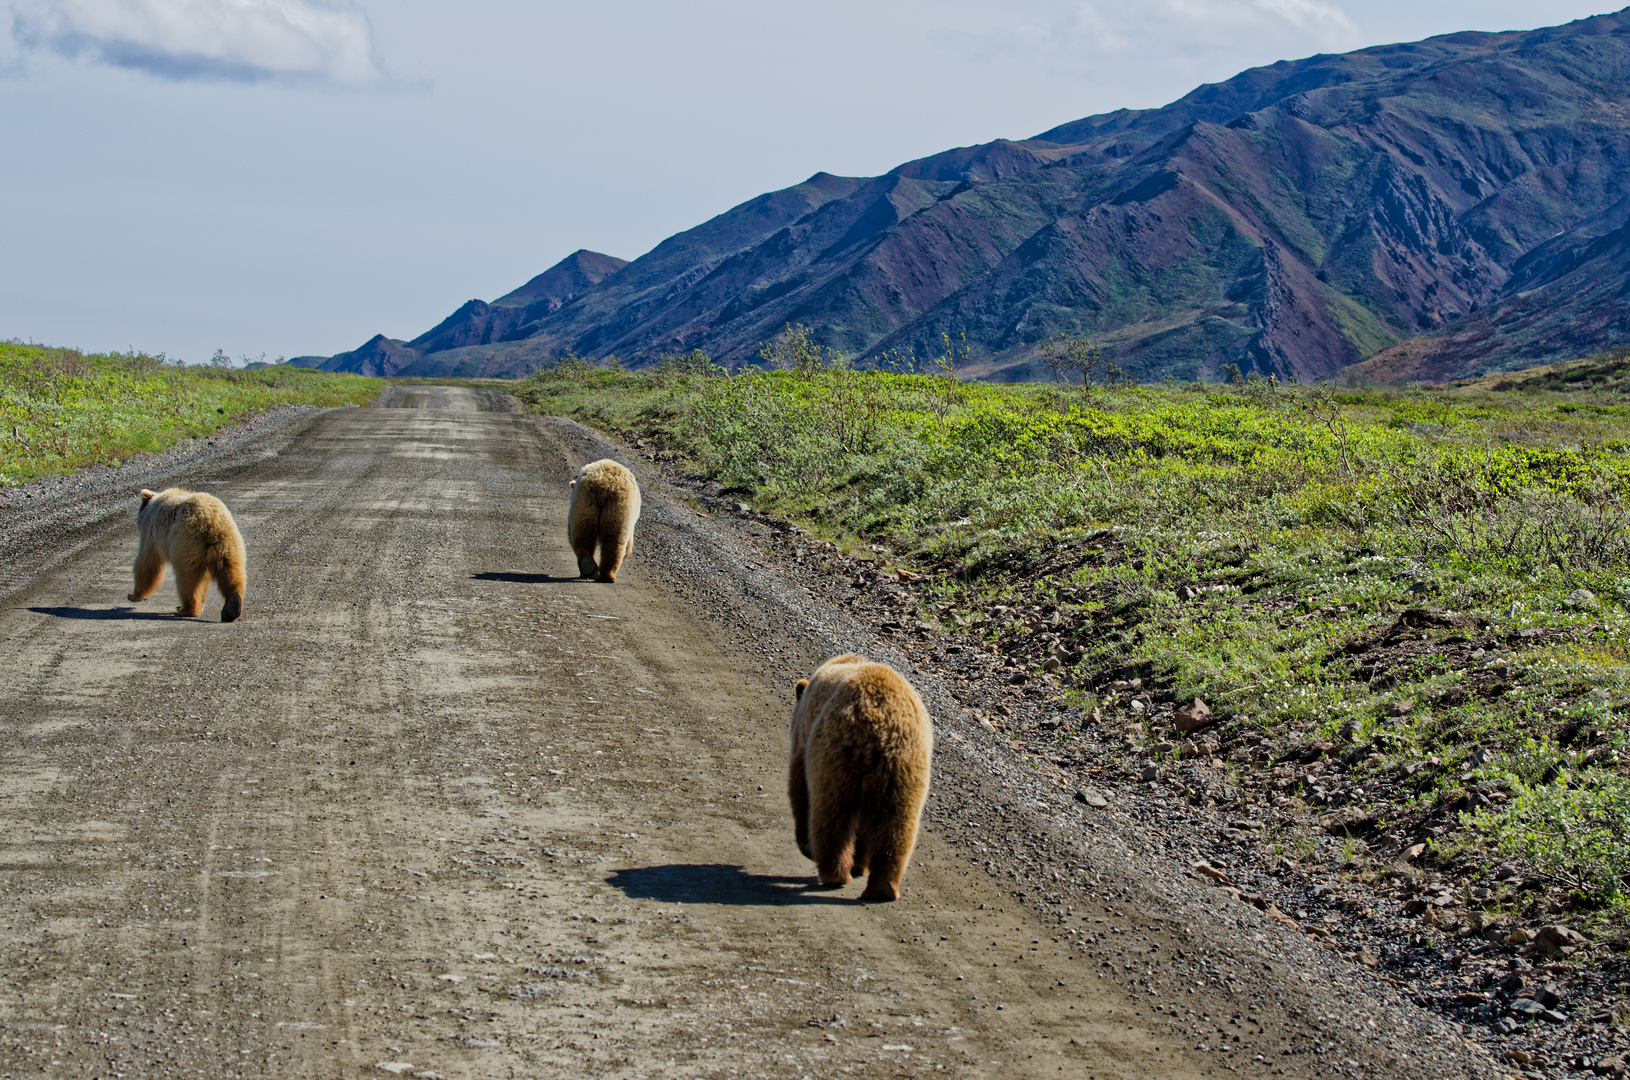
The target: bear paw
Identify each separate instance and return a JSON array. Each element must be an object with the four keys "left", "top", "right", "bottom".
[
  {"left": 127, "top": 592, "right": 140, "bottom": 602},
  {"left": 859, "top": 880, "right": 900, "bottom": 902}
]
